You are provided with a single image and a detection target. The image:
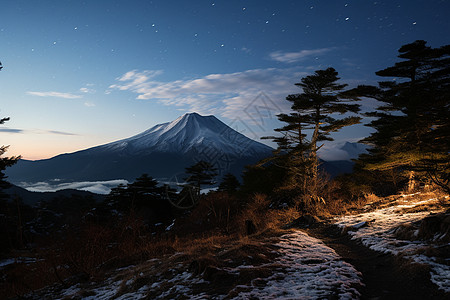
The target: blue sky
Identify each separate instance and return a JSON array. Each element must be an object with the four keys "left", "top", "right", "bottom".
[{"left": 1, "top": 0, "right": 449, "bottom": 160}]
